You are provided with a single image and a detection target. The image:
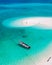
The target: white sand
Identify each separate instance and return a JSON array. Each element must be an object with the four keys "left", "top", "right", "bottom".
[
  {"left": 3, "top": 17, "right": 52, "bottom": 29},
  {"left": 10, "top": 17, "right": 38, "bottom": 27},
  {"left": 35, "top": 42, "right": 52, "bottom": 65},
  {"left": 17, "top": 42, "right": 52, "bottom": 65},
  {"left": 7, "top": 17, "right": 52, "bottom": 29}
]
